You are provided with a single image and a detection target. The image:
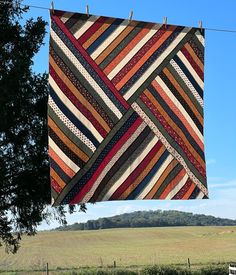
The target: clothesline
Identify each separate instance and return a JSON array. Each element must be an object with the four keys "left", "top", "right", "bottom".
[{"left": 1, "top": 0, "right": 236, "bottom": 34}]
